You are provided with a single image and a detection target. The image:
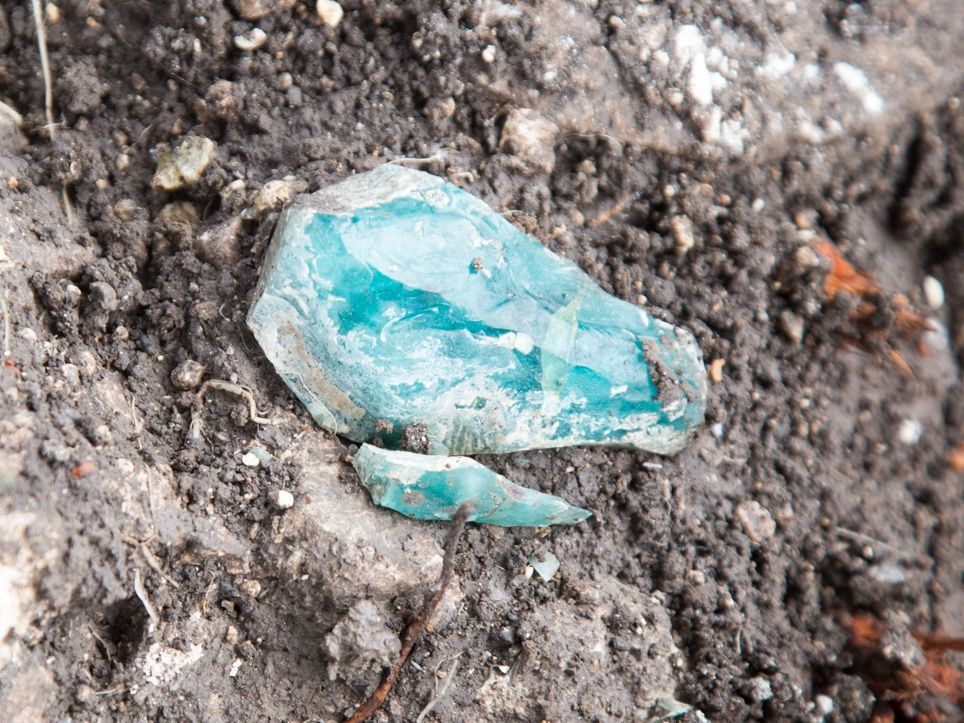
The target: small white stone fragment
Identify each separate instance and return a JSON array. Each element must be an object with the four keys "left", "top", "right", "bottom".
[
  {"left": 897, "top": 419, "right": 922, "bottom": 445},
  {"left": 234, "top": 27, "right": 268, "bottom": 51},
  {"left": 922, "top": 275, "right": 944, "bottom": 310},
  {"left": 481, "top": 44, "right": 497, "bottom": 63},
  {"left": 815, "top": 694, "right": 834, "bottom": 717},
  {"left": 833, "top": 62, "right": 884, "bottom": 116},
  {"left": 499, "top": 108, "right": 559, "bottom": 175},
  {"left": 735, "top": 500, "right": 776, "bottom": 545},
  {"left": 710, "top": 422, "right": 724, "bottom": 439},
  {"left": 316, "top": 0, "right": 344, "bottom": 28},
  {"left": 241, "top": 452, "right": 260, "bottom": 468},
  {"left": 229, "top": 659, "right": 242, "bottom": 677},
  {"left": 274, "top": 489, "right": 294, "bottom": 509},
  {"left": 170, "top": 359, "right": 206, "bottom": 390},
  {"left": 253, "top": 176, "right": 307, "bottom": 217},
  {"left": 153, "top": 136, "right": 216, "bottom": 191}
]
